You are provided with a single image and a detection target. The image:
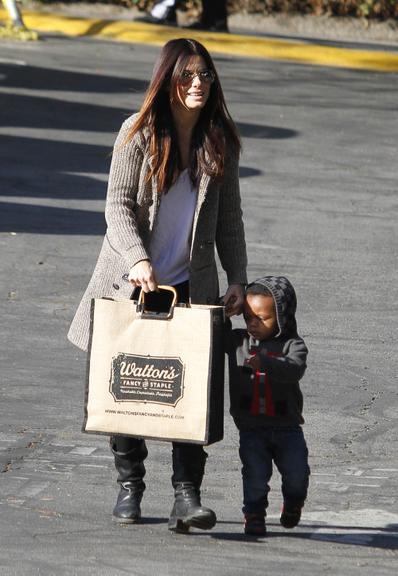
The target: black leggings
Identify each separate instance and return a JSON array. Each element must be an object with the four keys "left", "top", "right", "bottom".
[{"left": 201, "top": 0, "right": 227, "bottom": 25}]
